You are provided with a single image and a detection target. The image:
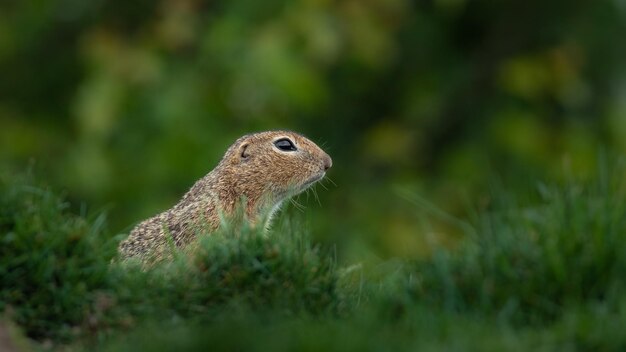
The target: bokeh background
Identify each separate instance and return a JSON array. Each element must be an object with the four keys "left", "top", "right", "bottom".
[{"left": 1, "top": 0, "right": 626, "bottom": 261}]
